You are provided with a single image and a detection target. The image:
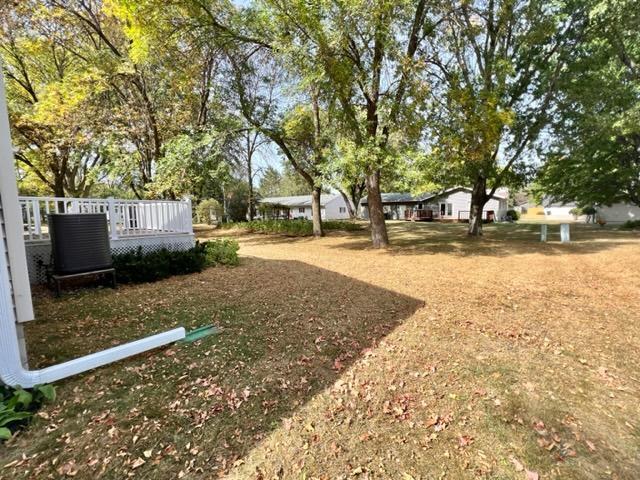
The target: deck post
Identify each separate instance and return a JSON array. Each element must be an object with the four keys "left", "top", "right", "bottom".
[
  {"left": 32, "top": 199, "right": 41, "bottom": 238},
  {"left": 540, "top": 224, "right": 547, "bottom": 242},
  {"left": 107, "top": 197, "right": 118, "bottom": 240},
  {"left": 186, "top": 198, "right": 193, "bottom": 234}
]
